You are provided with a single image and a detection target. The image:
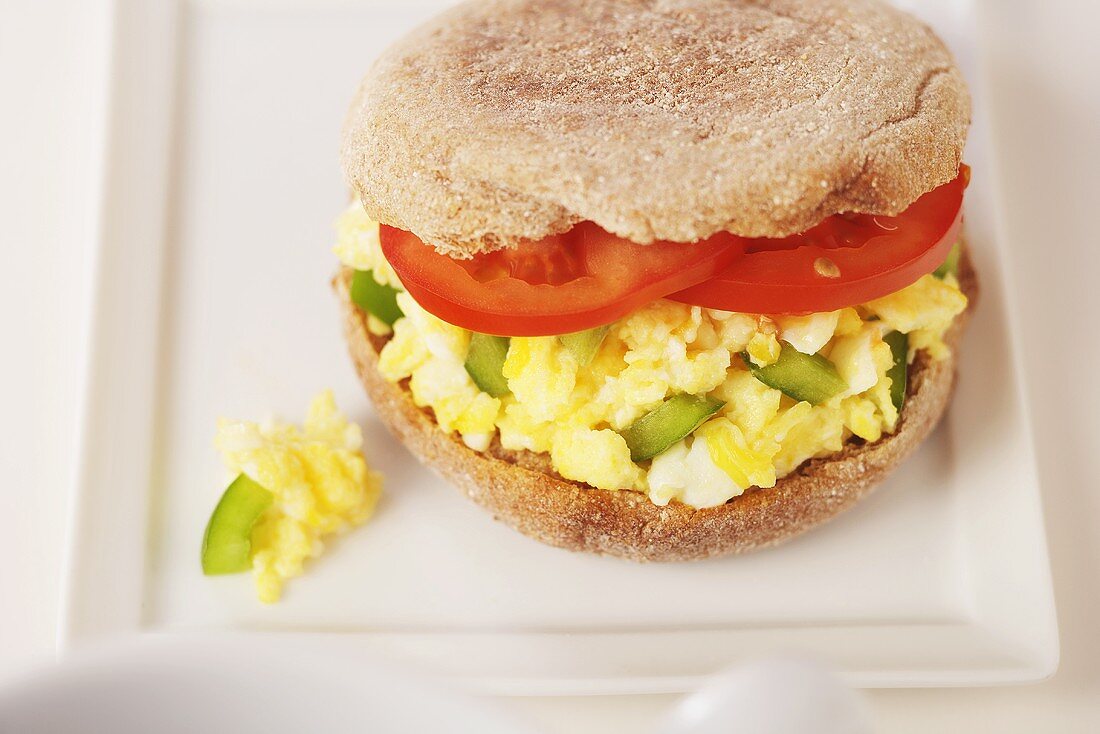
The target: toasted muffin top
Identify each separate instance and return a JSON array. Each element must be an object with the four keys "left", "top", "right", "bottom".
[{"left": 341, "top": 0, "right": 970, "bottom": 256}]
